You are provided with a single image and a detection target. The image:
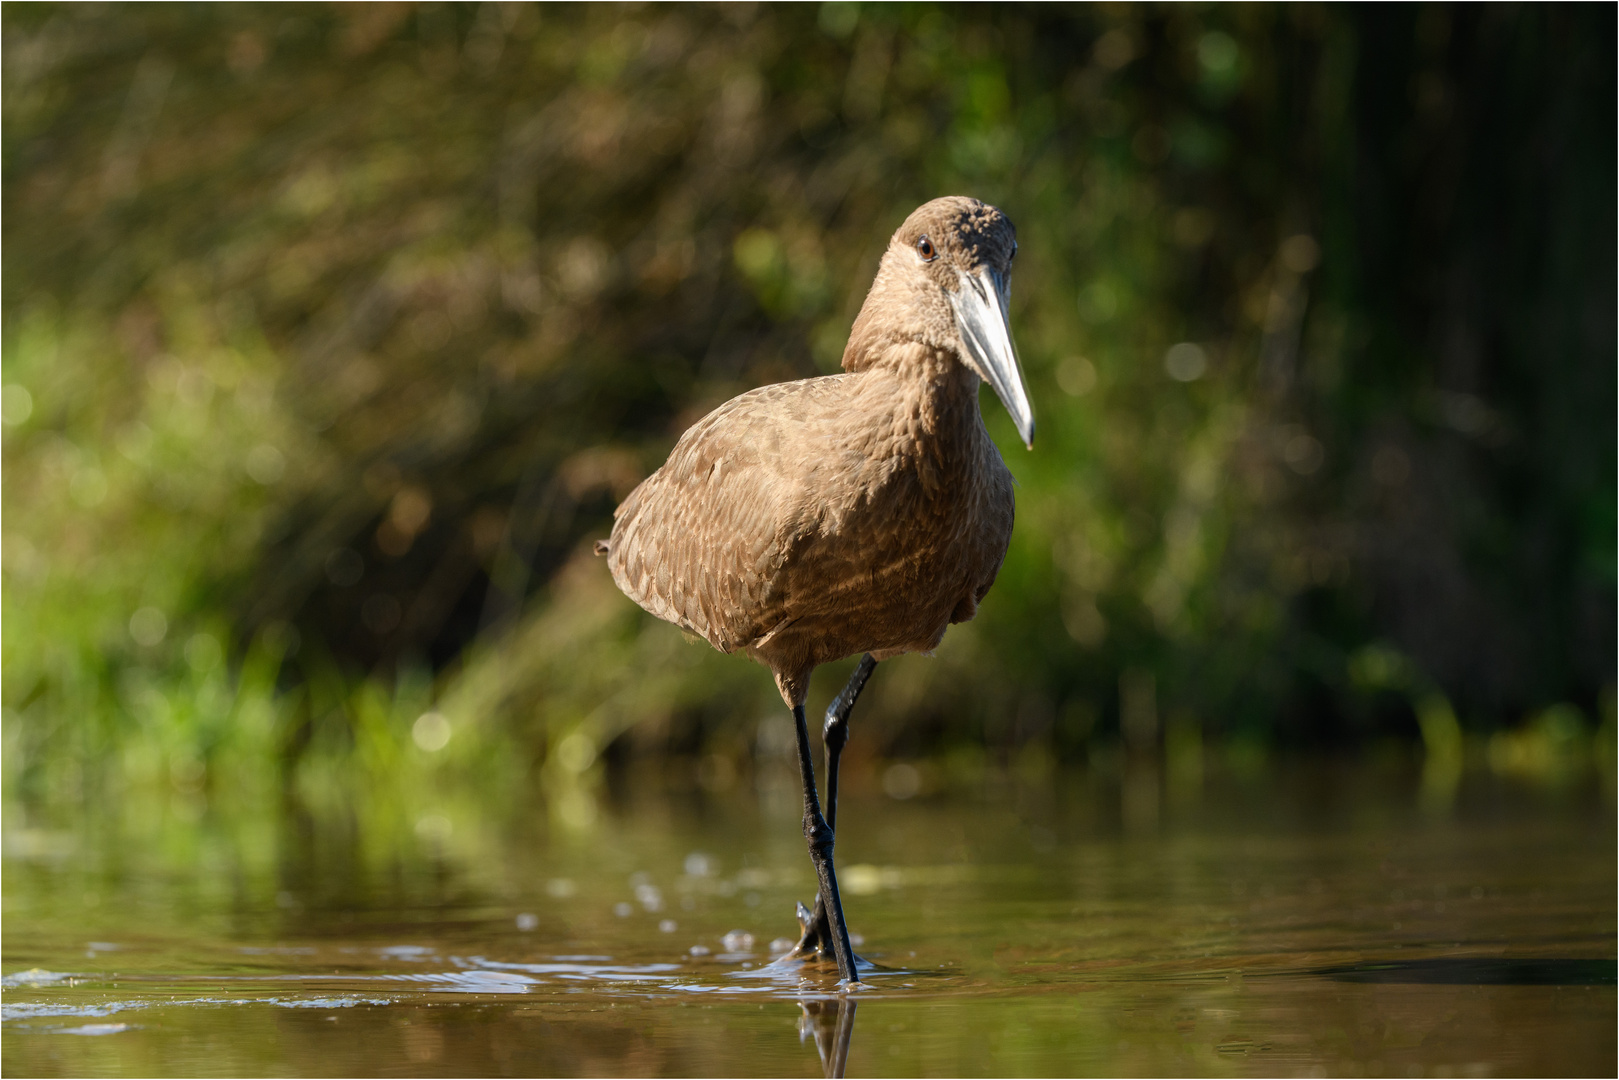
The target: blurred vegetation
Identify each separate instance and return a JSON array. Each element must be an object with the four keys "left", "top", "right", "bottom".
[{"left": 3, "top": 3, "right": 1614, "bottom": 817}]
